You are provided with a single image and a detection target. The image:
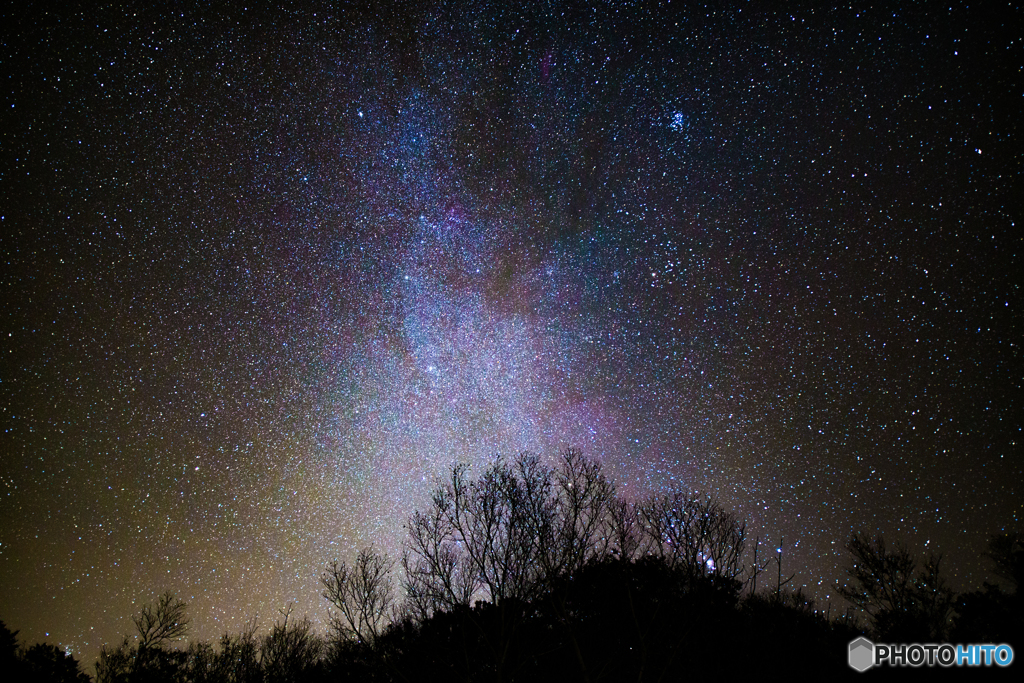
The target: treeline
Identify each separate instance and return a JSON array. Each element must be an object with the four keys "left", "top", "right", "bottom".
[{"left": 4, "top": 450, "right": 1022, "bottom": 681}]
